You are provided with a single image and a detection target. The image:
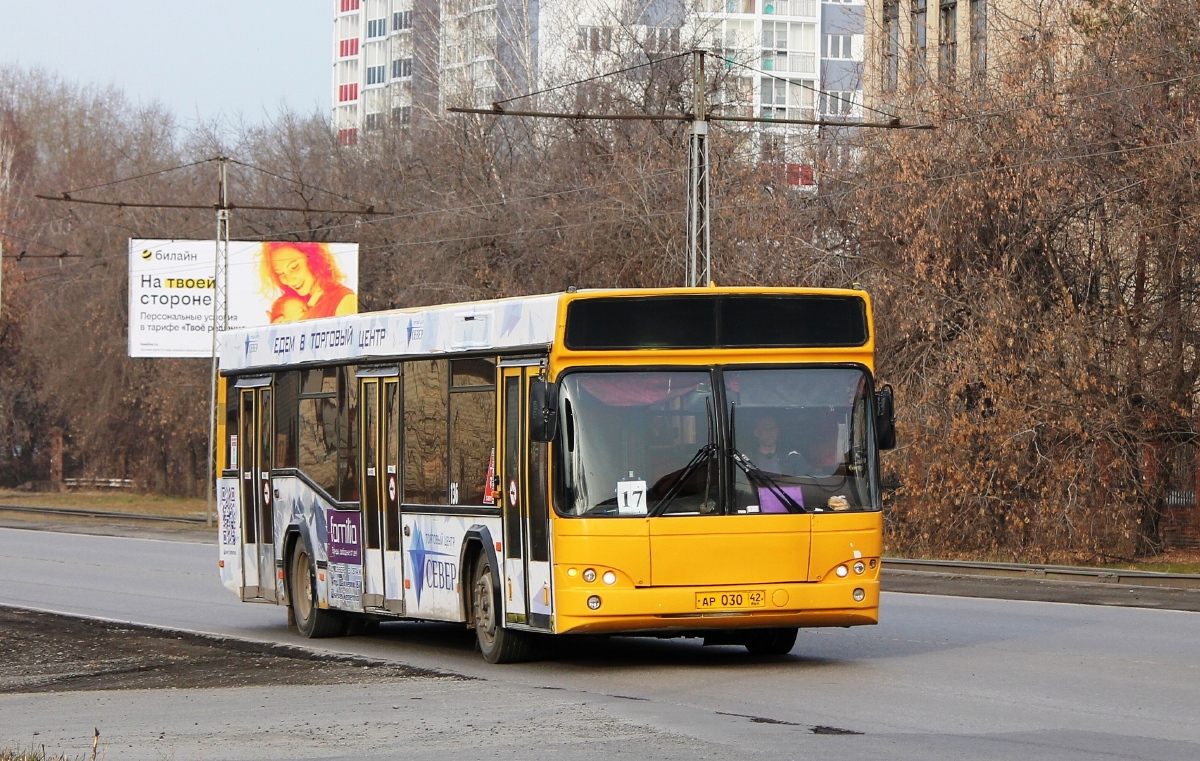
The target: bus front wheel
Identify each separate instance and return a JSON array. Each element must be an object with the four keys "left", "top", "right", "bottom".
[
  {"left": 472, "top": 554, "right": 534, "bottom": 663},
  {"left": 743, "top": 627, "right": 798, "bottom": 656},
  {"left": 288, "top": 544, "right": 345, "bottom": 638}
]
